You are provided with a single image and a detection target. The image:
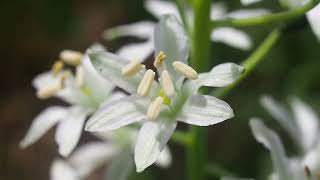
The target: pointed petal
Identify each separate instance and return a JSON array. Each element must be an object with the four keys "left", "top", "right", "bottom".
[
  {"left": 260, "top": 96, "right": 301, "bottom": 146},
  {"left": 290, "top": 97, "right": 319, "bottom": 151},
  {"left": 303, "top": 144, "right": 320, "bottom": 173},
  {"left": 240, "top": 0, "right": 262, "bottom": 6},
  {"left": 20, "top": 106, "right": 67, "bottom": 148},
  {"left": 211, "top": 28, "right": 252, "bottom": 50},
  {"left": 154, "top": 14, "right": 189, "bottom": 81},
  {"left": 177, "top": 95, "right": 234, "bottom": 126},
  {"left": 197, "top": 63, "right": 244, "bottom": 88},
  {"left": 145, "top": 0, "right": 180, "bottom": 19},
  {"left": 155, "top": 145, "right": 172, "bottom": 168},
  {"left": 134, "top": 120, "right": 177, "bottom": 172},
  {"left": 103, "top": 21, "right": 155, "bottom": 40},
  {"left": 55, "top": 106, "right": 88, "bottom": 157},
  {"left": 106, "top": 146, "right": 134, "bottom": 180},
  {"left": 88, "top": 49, "right": 159, "bottom": 95},
  {"left": 116, "top": 41, "right": 154, "bottom": 62},
  {"left": 69, "top": 142, "right": 118, "bottom": 177},
  {"left": 50, "top": 159, "right": 78, "bottom": 180},
  {"left": 249, "top": 118, "right": 290, "bottom": 180},
  {"left": 227, "top": 9, "right": 270, "bottom": 19},
  {"left": 307, "top": 3, "right": 320, "bottom": 41},
  {"left": 85, "top": 96, "right": 147, "bottom": 132}
]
